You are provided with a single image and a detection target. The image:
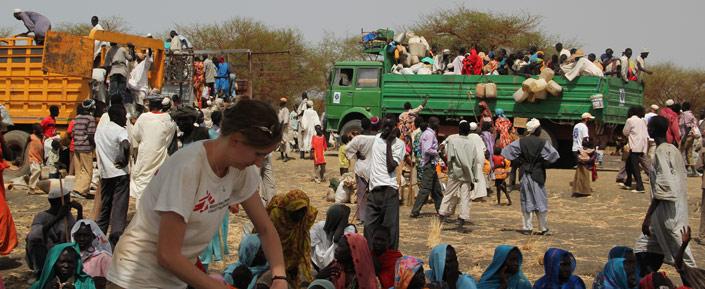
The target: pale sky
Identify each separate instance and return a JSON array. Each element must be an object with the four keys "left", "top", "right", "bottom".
[{"left": 2, "top": 0, "right": 703, "bottom": 68}]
